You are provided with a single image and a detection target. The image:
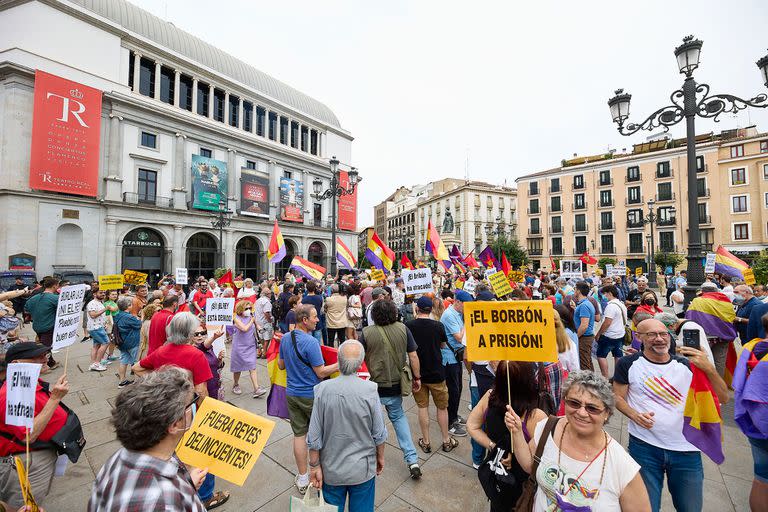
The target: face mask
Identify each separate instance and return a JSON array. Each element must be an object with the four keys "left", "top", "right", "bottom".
[
  {"left": 643, "top": 299, "right": 656, "bottom": 306},
  {"left": 243, "top": 310, "right": 252, "bottom": 317},
  {"left": 732, "top": 294, "right": 745, "bottom": 305}
]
